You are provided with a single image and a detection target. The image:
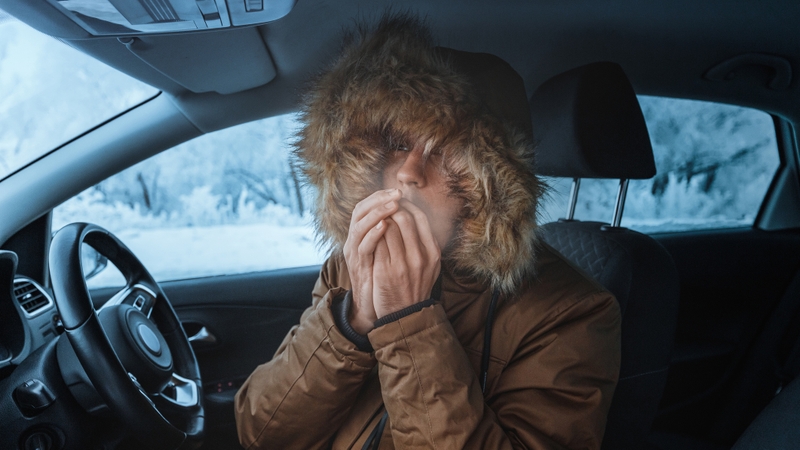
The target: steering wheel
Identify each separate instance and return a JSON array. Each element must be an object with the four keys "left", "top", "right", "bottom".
[{"left": 49, "top": 223, "right": 204, "bottom": 449}]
